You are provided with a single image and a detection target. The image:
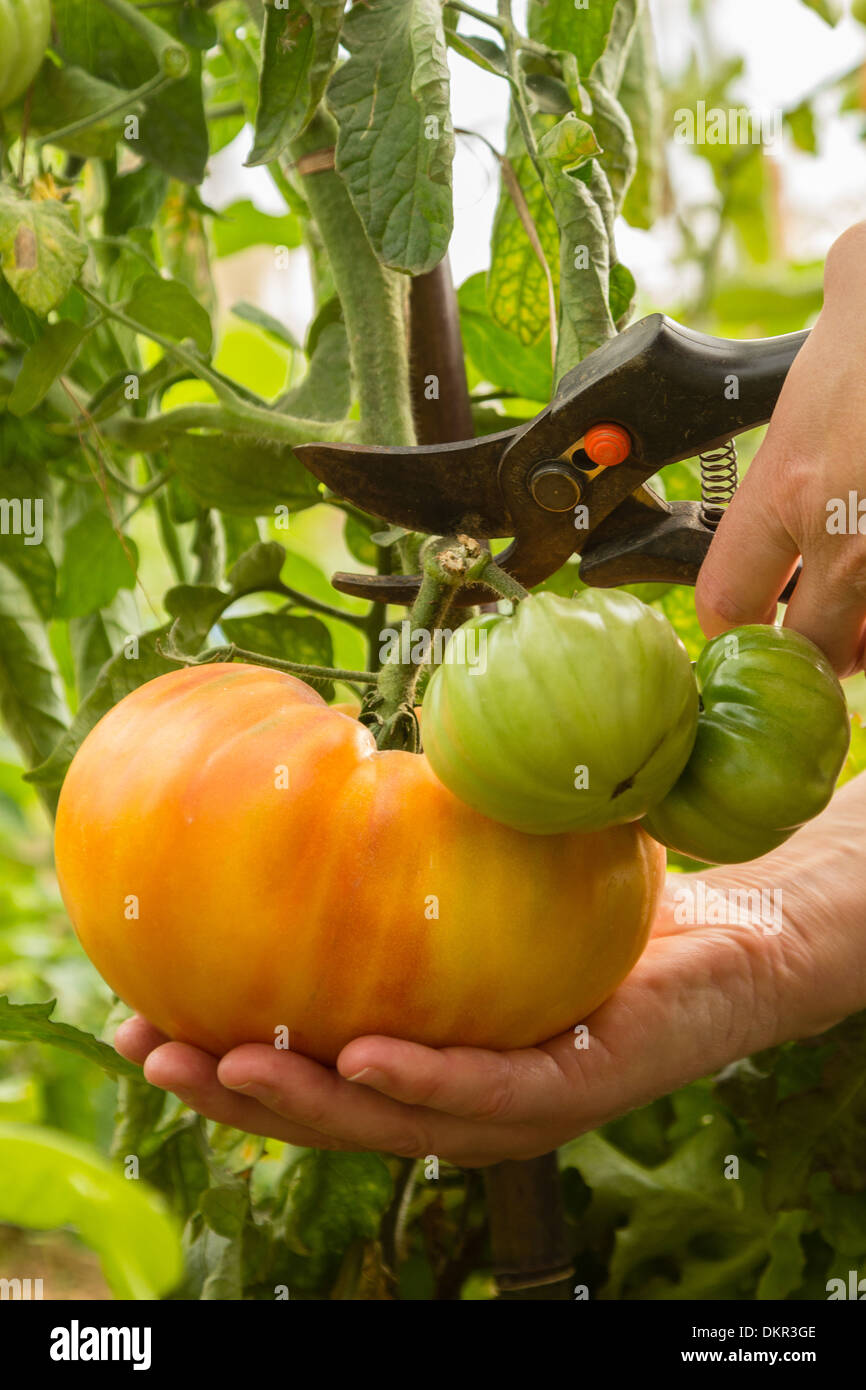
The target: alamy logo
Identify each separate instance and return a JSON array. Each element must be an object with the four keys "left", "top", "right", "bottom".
[
  {"left": 0, "top": 1277, "right": 43, "bottom": 1299},
  {"left": 0, "top": 497, "right": 43, "bottom": 545},
  {"left": 379, "top": 622, "right": 487, "bottom": 674},
  {"left": 673, "top": 100, "right": 781, "bottom": 147},
  {"left": 673, "top": 881, "right": 783, "bottom": 935},
  {"left": 50, "top": 1320, "right": 152, "bottom": 1371},
  {"left": 826, "top": 1271, "right": 866, "bottom": 1300}
]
